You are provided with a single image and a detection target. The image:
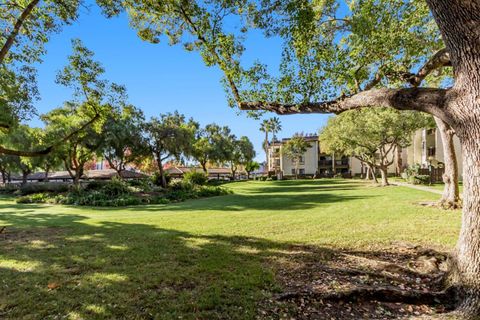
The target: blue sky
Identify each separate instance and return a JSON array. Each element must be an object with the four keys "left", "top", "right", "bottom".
[{"left": 33, "top": 3, "right": 331, "bottom": 162}]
